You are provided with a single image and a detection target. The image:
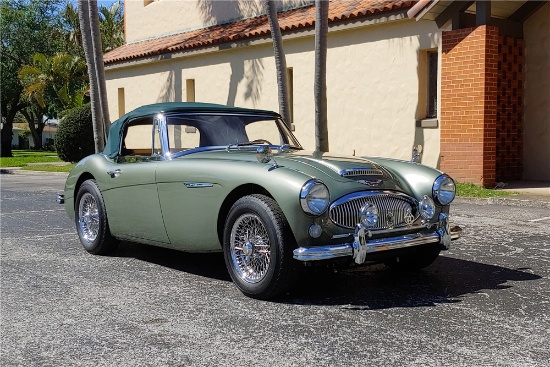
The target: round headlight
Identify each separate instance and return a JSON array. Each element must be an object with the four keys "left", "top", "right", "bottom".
[
  {"left": 300, "top": 180, "right": 329, "bottom": 215},
  {"left": 433, "top": 175, "right": 456, "bottom": 205},
  {"left": 419, "top": 195, "right": 435, "bottom": 220}
]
